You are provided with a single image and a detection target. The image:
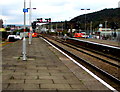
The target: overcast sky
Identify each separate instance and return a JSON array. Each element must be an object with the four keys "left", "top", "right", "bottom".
[{"left": 0, "top": 0, "right": 120, "bottom": 25}]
